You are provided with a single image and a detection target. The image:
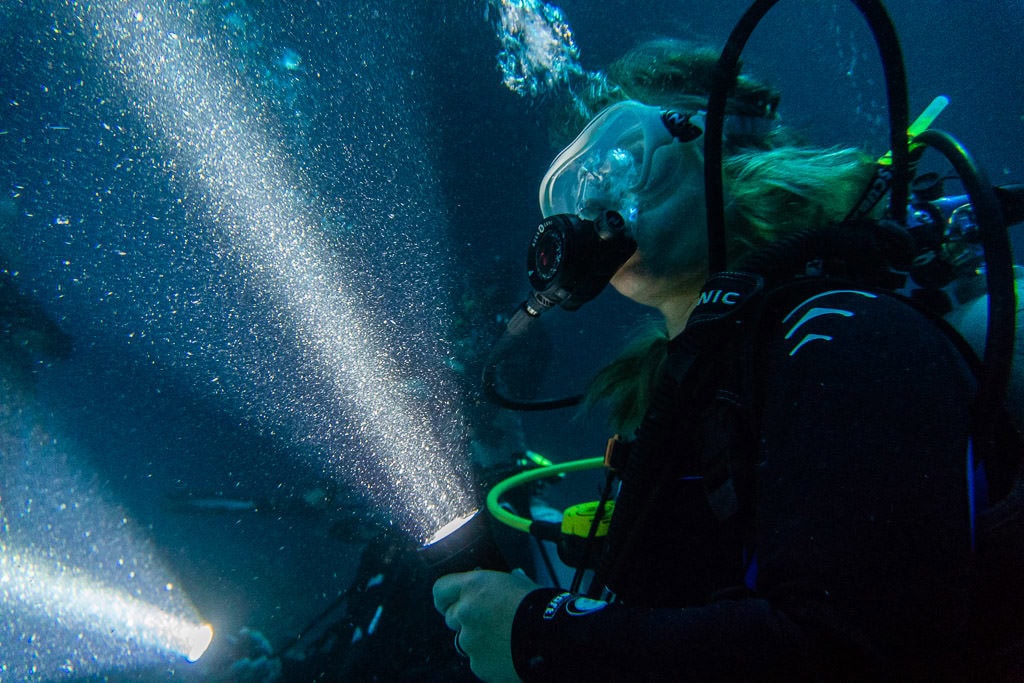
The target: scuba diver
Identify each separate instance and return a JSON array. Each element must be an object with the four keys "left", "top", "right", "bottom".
[{"left": 433, "top": 13, "right": 1024, "bottom": 683}]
